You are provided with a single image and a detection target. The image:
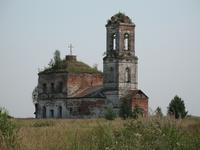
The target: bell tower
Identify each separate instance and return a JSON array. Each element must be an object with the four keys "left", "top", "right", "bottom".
[{"left": 103, "top": 13, "right": 138, "bottom": 106}]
